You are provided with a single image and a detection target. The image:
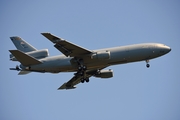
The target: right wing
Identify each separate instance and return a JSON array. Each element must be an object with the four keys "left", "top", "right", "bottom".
[{"left": 41, "top": 33, "right": 93, "bottom": 57}]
